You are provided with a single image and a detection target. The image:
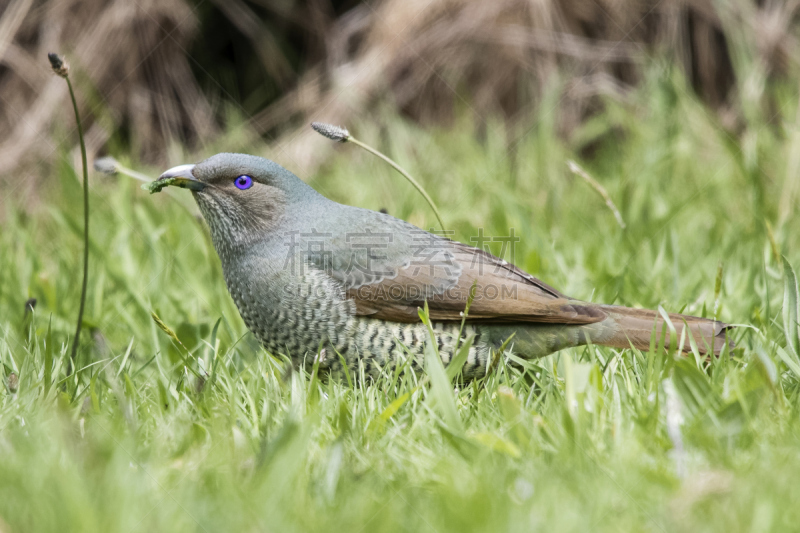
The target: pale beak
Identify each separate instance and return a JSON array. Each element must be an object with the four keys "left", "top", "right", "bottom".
[{"left": 157, "top": 164, "right": 205, "bottom": 191}]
